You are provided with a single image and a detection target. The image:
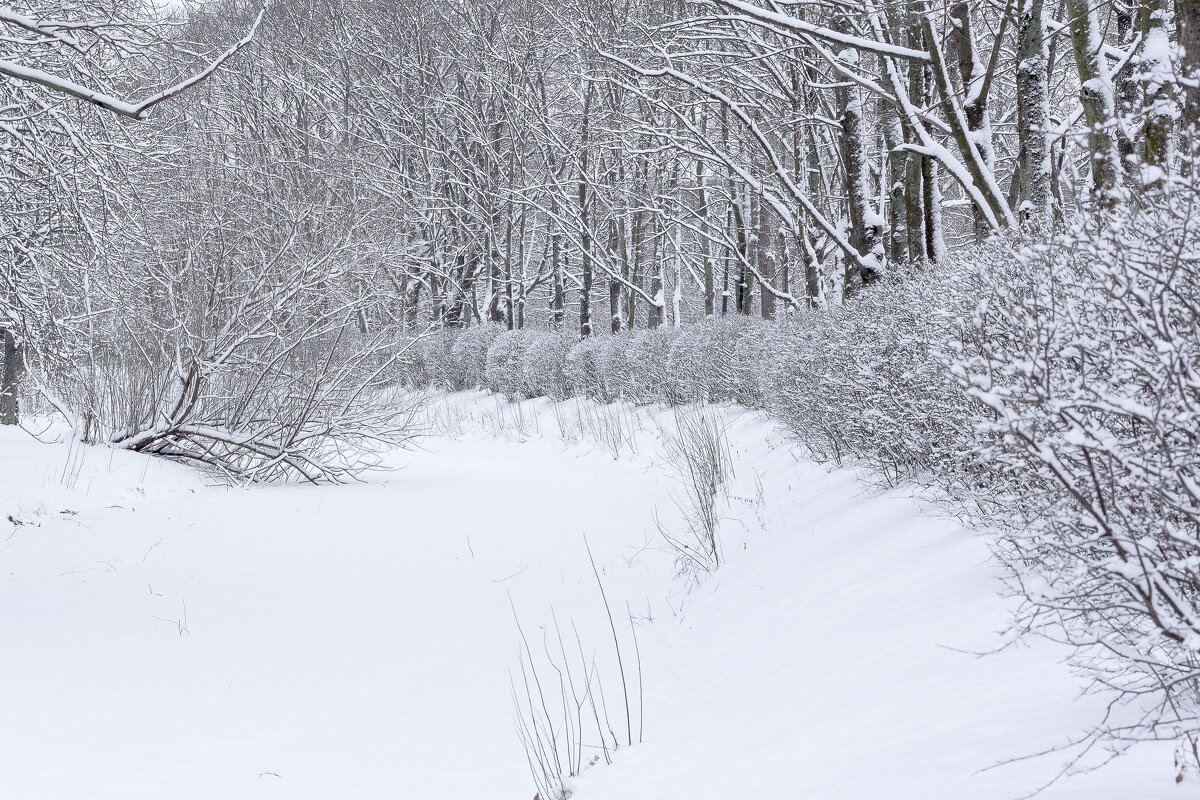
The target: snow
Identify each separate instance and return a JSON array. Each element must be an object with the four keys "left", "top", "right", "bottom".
[
  {"left": 0, "top": 409, "right": 672, "bottom": 798},
  {"left": 0, "top": 395, "right": 1181, "bottom": 798}
]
